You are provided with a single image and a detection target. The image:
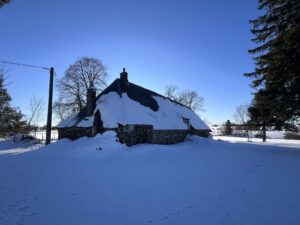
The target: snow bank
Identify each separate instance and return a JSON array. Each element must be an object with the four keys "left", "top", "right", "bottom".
[{"left": 0, "top": 136, "right": 42, "bottom": 155}]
